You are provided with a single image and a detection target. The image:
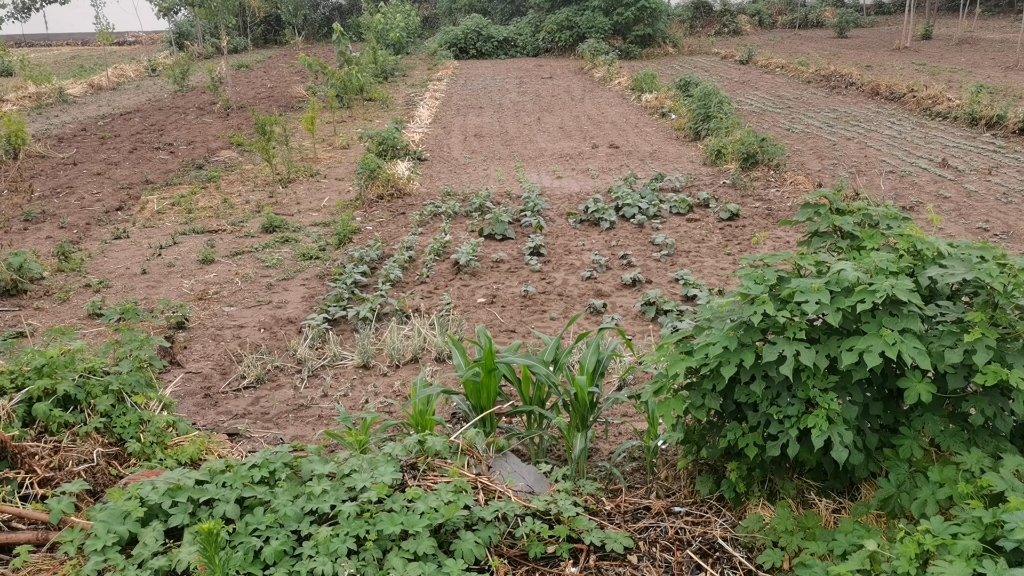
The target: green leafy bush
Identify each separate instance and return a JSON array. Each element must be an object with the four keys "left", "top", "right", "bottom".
[
  {"left": 682, "top": 82, "right": 739, "bottom": 141},
  {"left": 433, "top": 14, "right": 542, "bottom": 59},
  {"left": 831, "top": 8, "right": 860, "bottom": 38},
  {"left": 0, "top": 329, "right": 198, "bottom": 464},
  {"left": 539, "top": 6, "right": 611, "bottom": 52},
  {"left": 0, "top": 112, "right": 30, "bottom": 160},
  {"left": 359, "top": 121, "right": 425, "bottom": 162},
  {"left": 358, "top": 0, "right": 422, "bottom": 55},
  {"left": 648, "top": 189, "right": 1024, "bottom": 498},
  {"left": 704, "top": 126, "right": 786, "bottom": 170},
  {"left": 434, "top": 0, "right": 669, "bottom": 60},
  {"left": 259, "top": 211, "right": 294, "bottom": 234},
  {"left": 736, "top": 44, "right": 756, "bottom": 65},
  {"left": 628, "top": 68, "right": 661, "bottom": 95},
  {"left": 918, "top": 21, "right": 933, "bottom": 40},
  {"left": 1, "top": 249, "right": 44, "bottom": 295},
  {"left": 163, "top": 52, "right": 193, "bottom": 92},
  {"left": 671, "top": 74, "right": 704, "bottom": 99}
]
